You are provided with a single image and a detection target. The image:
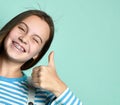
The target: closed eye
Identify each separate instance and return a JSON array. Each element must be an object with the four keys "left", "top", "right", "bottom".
[
  {"left": 18, "top": 22, "right": 28, "bottom": 33},
  {"left": 33, "top": 35, "right": 43, "bottom": 44},
  {"left": 18, "top": 26, "right": 26, "bottom": 32},
  {"left": 33, "top": 38, "right": 39, "bottom": 44}
]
